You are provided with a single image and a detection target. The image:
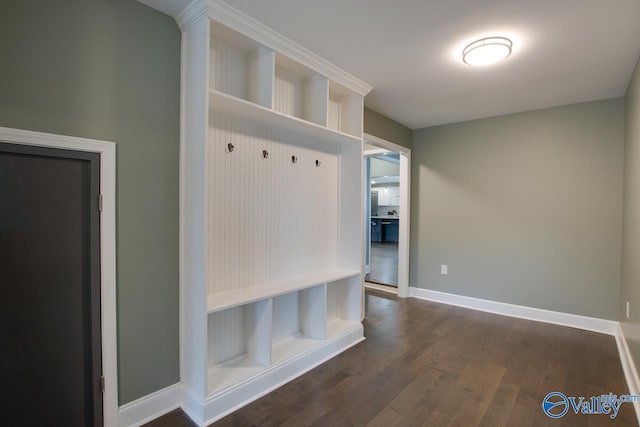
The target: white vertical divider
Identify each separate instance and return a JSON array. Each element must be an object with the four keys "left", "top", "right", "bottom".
[
  {"left": 327, "top": 277, "right": 361, "bottom": 323},
  {"left": 182, "top": 16, "right": 210, "bottom": 399},
  {"left": 338, "top": 141, "right": 364, "bottom": 273},
  {"left": 300, "top": 284, "right": 327, "bottom": 339},
  {"left": 303, "top": 75, "right": 329, "bottom": 126},
  {"left": 248, "top": 47, "right": 275, "bottom": 108},
  {"left": 343, "top": 276, "right": 362, "bottom": 322},
  {"left": 341, "top": 93, "right": 364, "bottom": 138},
  {"left": 246, "top": 299, "right": 272, "bottom": 366},
  {"left": 328, "top": 92, "right": 342, "bottom": 132}
]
